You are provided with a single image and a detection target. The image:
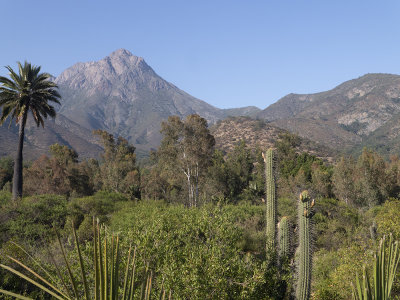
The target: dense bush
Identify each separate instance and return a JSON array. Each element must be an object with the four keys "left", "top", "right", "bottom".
[
  {"left": 312, "top": 244, "right": 373, "bottom": 300},
  {"left": 0, "top": 194, "right": 68, "bottom": 245},
  {"left": 110, "top": 201, "right": 274, "bottom": 299}
]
